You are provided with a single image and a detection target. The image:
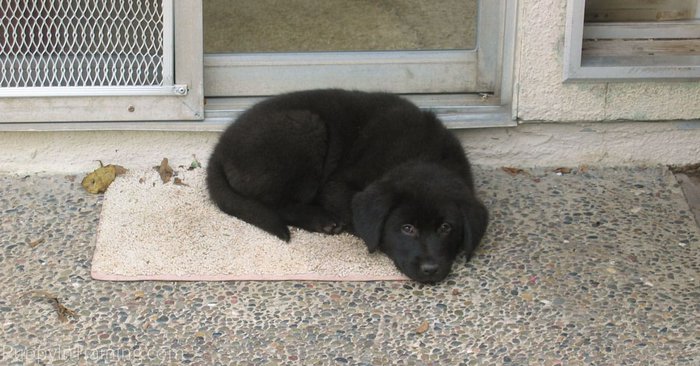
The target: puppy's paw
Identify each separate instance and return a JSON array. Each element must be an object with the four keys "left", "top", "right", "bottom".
[
  {"left": 272, "top": 226, "right": 291, "bottom": 242},
  {"left": 321, "top": 221, "right": 345, "bottom": 235},
  {"left": 310, "top": 214, "right": 346, "bottom": 235}
]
